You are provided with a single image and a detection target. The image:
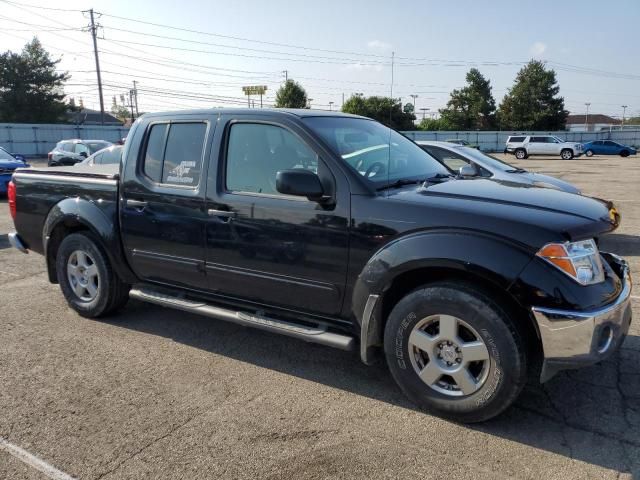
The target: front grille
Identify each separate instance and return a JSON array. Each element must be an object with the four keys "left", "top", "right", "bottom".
[{"left": 0, "top": 168, "right": 14, "bottom": 175}]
